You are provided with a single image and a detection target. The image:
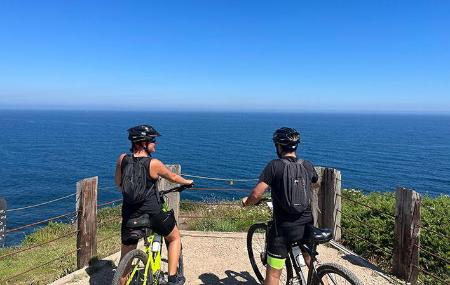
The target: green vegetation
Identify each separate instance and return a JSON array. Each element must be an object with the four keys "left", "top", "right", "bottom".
[
  {"left": 1, "top": 192, "right": 448, "bottom": 284},
  {"left": 180, "top": 201, "right": 271, "bottom": 232},
  {"left": 0, "top": 207, "right": 122, "bottom": 285},
  {"left": 341, "top": 189, "right": 450, "bottom": 285}
]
